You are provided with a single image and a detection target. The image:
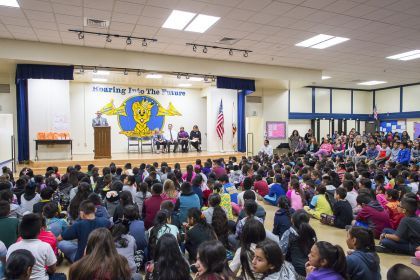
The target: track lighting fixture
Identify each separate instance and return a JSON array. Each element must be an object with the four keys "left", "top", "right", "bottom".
[
  {"left": 204, "top": 76, "right": 208, "bottom": 82},
  {"left": 185, "top": 74, "right": 190, "bottom": 79},
  {"left": 177, "top": 73, "right": 181, "bottom": 79},
  {"left": 68, "top": 29, "right": 157, "bottom": 46},
  {"left": 211, "top": 76, "right": 216, "bottom": 82},
  {"left": 186, "top": 43, "right": 251, "bottom": 57},
  {"left": 93, "top": 67, "right": 97, "bottom": 73},
  {"left": 80, "top": 66, "right": 84, "bottom": 73},
  {"left": 137, "top": 70, "right": 142, "bottom": 76},
  {"left": 124, "top": 69, "right": 128, "bottom": 75}
]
